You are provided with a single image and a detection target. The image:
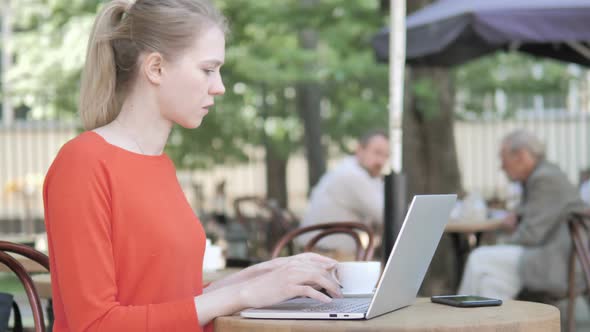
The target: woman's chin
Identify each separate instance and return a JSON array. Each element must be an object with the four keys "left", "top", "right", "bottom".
[{"left": 178, "top": 118, "right": 204, "bottom": 129}]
